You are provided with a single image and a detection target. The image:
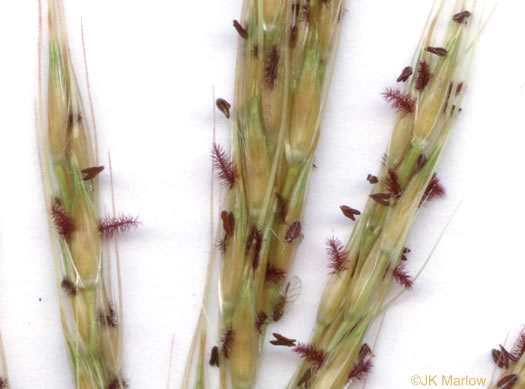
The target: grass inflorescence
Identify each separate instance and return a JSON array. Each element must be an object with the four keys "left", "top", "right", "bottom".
[
  {"left": 37, "top": 1, "right": 137, "bottom": 388},
  {"left": 183, "top": 0, "right": 346, "bottom": 388},
  {"left": 284, "top": 1, "right": 482, "bottom": 387}
]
